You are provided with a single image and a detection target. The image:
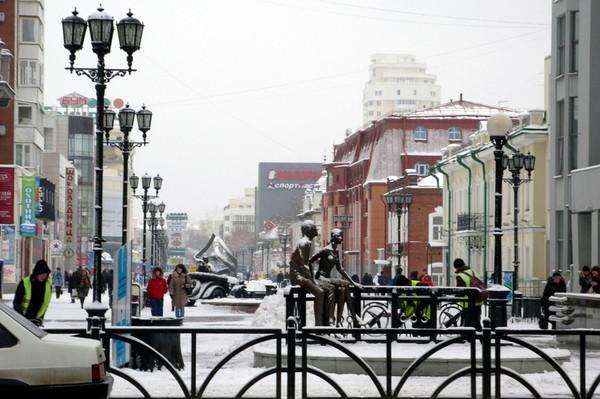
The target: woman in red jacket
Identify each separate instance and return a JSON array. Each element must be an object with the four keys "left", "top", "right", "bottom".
[{"left": 147, "top": 267, "right": 168, "bottom": 316}]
